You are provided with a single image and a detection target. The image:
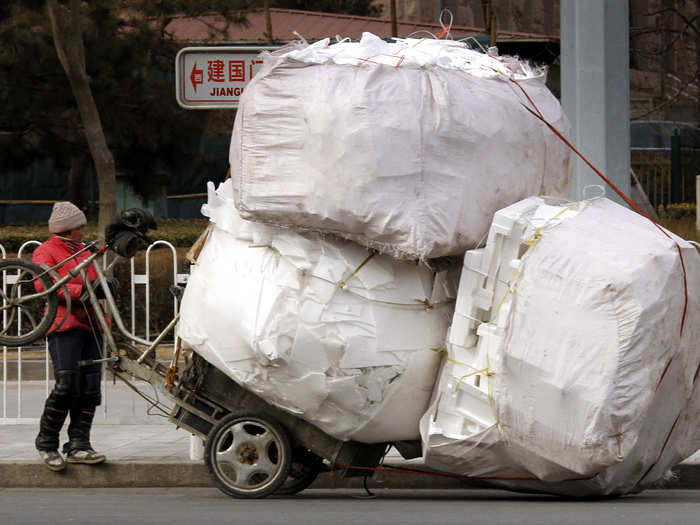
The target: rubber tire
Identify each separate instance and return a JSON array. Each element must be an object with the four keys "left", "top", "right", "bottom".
[
  {"left": 205, "top": 413, "right": 292, "bottom": 499},
  {"left": 275, "top": 448, "right": 323, "bottom": 496},
  {"left": 0, "top": 259, "right": 58, "bottom": 347}
]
